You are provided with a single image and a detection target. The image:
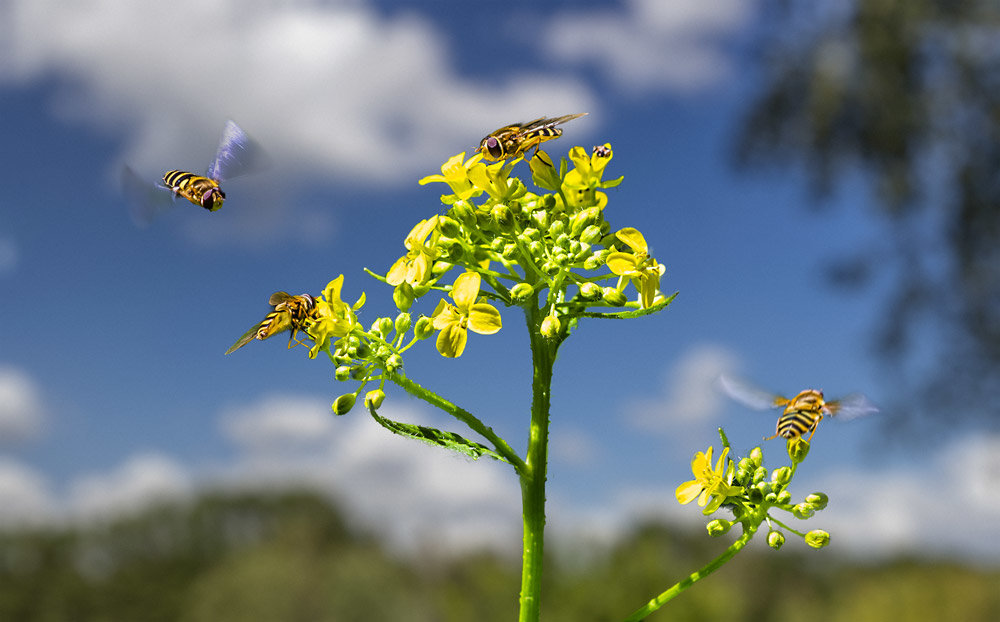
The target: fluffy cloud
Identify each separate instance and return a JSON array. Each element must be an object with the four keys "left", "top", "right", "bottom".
[
  {"left": 0, "top": 366, "right": 45, "bottom": 444},
  {"left": 0, "top": 458, "right": 55, "bottom": 527},
  {"left": 67, "top": 453, "right": 194, "bottom": 522},
  {"left": 544, "top": 0, "right": 754, "bottom": 93}
]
